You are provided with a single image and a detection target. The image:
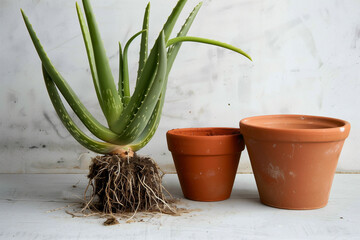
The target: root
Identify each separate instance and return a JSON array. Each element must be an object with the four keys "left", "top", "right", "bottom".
[{"left": 80, "top": 153, "right": 177, "bottom": 224}]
